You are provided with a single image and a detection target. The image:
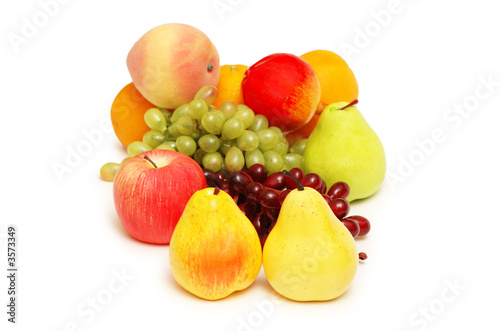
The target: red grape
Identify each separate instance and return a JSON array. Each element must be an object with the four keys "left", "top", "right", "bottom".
[
  {"left": 301, "top": 173, "right": 324, "bottom": 192},
  {"left": 328, "top": 198, "right": 350, "bottom": 219},
  {"left": 239, "top": 202, "right": 257, "bottom": 219},
  {"left": 346, "top": 215, "right": 371, "bottom": 236},
  {"left": 341, "top": 218, "right": 360, "bottom": 237},
  {"left": 244, "top": 182, "right": 264, "bottom": 202},
  {"left": 247, "top": 164, "right": 267, "bottom": 183},
  {"left": 263, "top": 172, "right": 287, "bottom": 190},
  {"left": 258, "top": 188, "right": 281, "bottom": 209},
  {"left": 279, "top": 189, "right": 291, "bottom": 205},
  {"left": 285, "top": 167, "right": 305, "bottom": 189},
  {"left": 203, "top": 168, "right": 222, "bottom": 187},
  {"left": 263, "top": 207, "right": 280, "bottom": 221},
  {"left": 327, "top": 181, "right": 350, "bottom": 200},
  {"left": 228, "top": 171, "right": 254, "bottom": 194},
  {"left": 252, "top": 212, "right": 265, "bottom": 237},
  {"left": 322, "top": 194, "right": 332, "bottom": 203}
]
